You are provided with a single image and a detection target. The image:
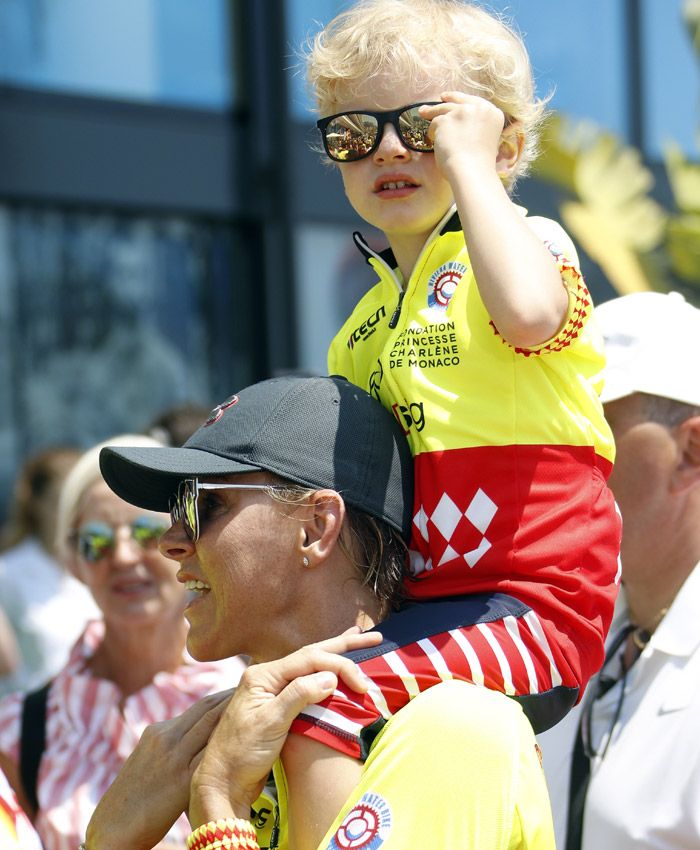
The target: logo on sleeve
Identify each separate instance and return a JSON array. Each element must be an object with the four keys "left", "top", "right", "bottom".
[
  {"left": 427, "top": 261, "right": 467, "bottom": 311},
  {"left": 327, "top": 793, "right": 392, "bottom": 850}
]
